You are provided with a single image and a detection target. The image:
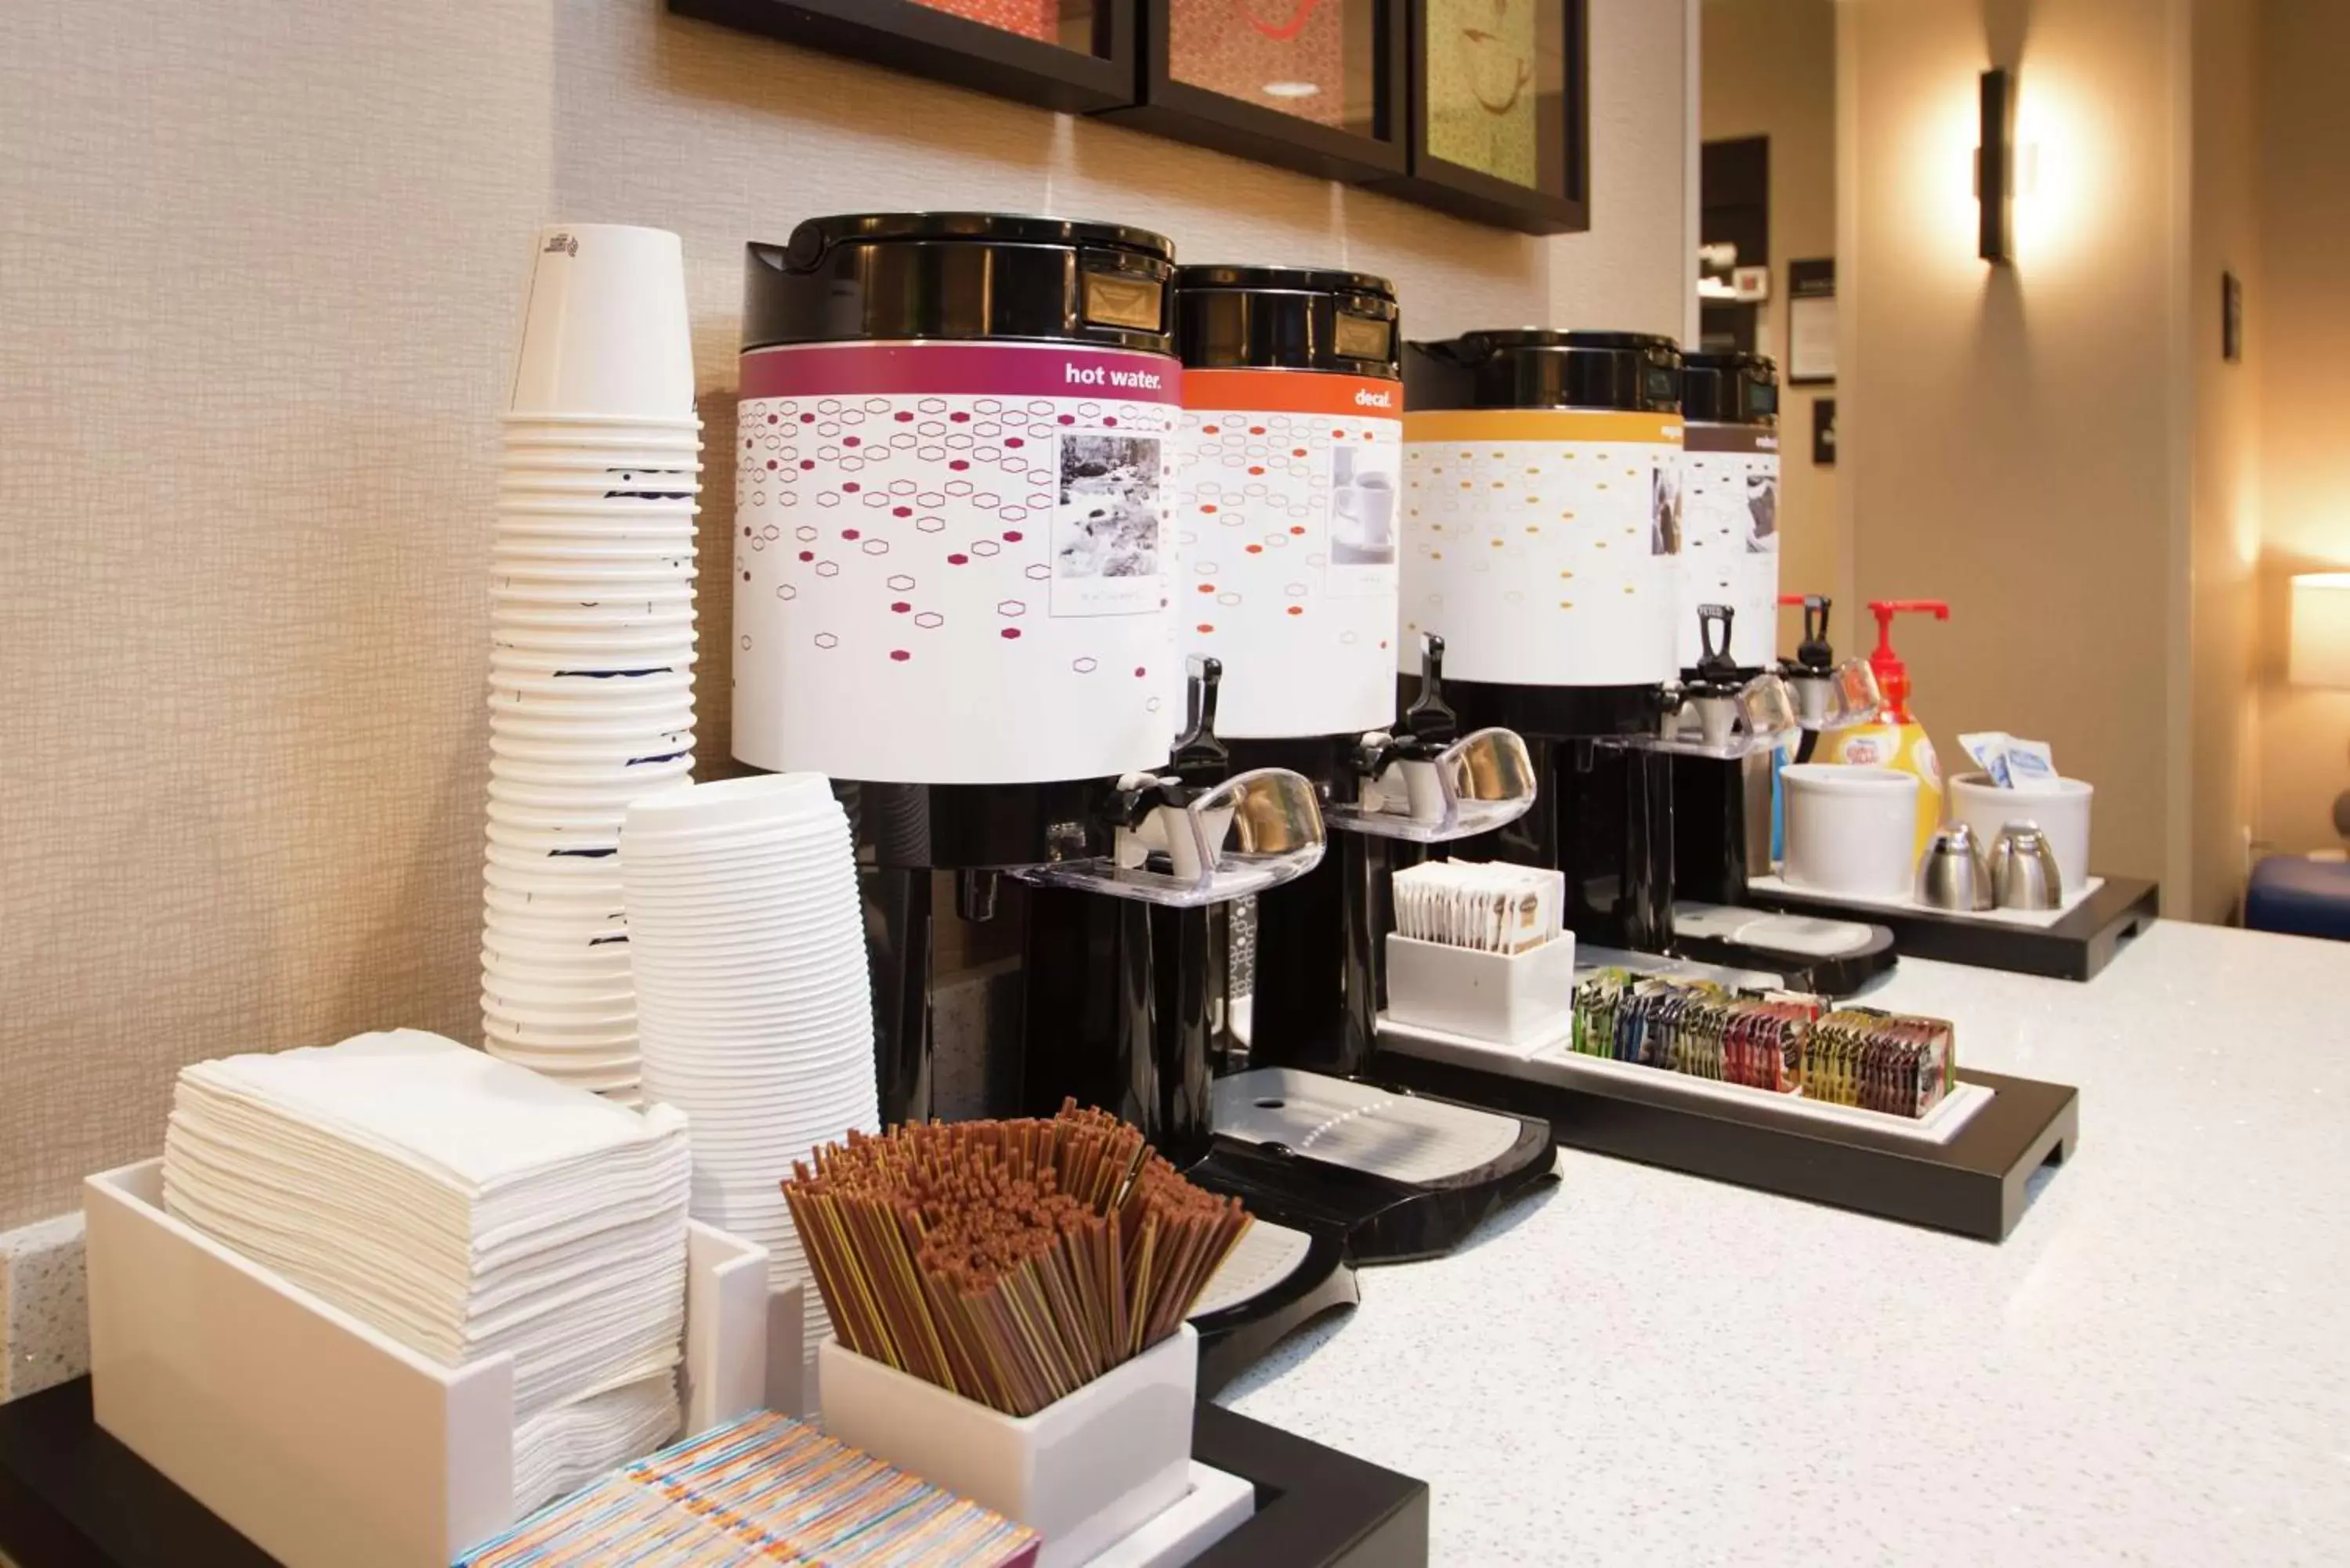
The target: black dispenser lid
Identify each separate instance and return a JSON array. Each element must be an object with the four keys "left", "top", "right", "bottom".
[
  {"left": 743, "top": 211, "right": 1177, "bottom": 355},
  {"left": 1171, "top": 265, "right": 1401, "bottom": 378},
  {"left": 1681, "top": 350, "right": 1780, "bottom": 426},
  {"left": 1402, "top": 328, "right": 1683, "bottom": 414}
]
